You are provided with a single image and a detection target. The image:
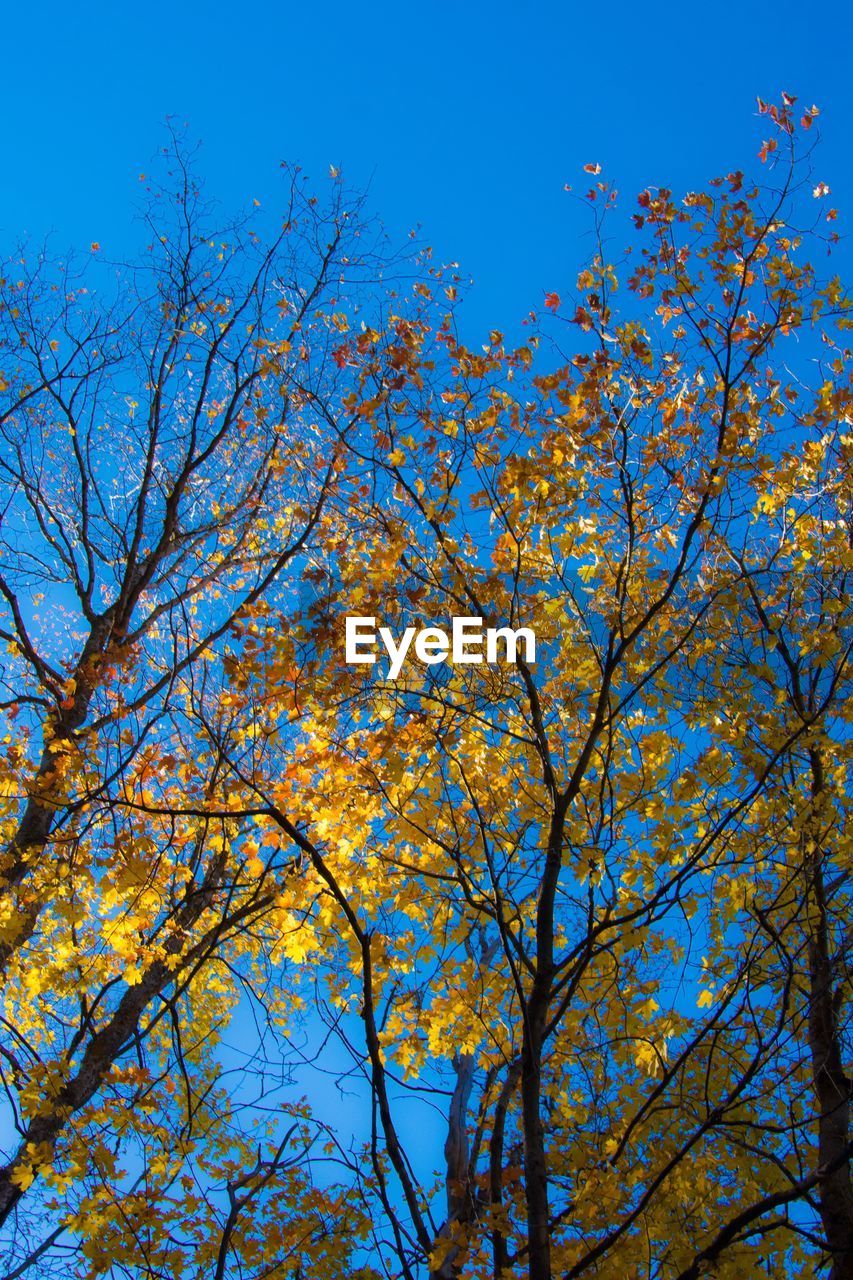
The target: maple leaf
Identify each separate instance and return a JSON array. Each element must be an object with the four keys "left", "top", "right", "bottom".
[{"left": 0, "top": 103, "right": 848, "bottom": 1280}]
